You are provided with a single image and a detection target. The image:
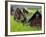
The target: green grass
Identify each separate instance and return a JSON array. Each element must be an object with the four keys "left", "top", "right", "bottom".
[{"left": 10, "top": 16, "right": 41, "bottom": 32}]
